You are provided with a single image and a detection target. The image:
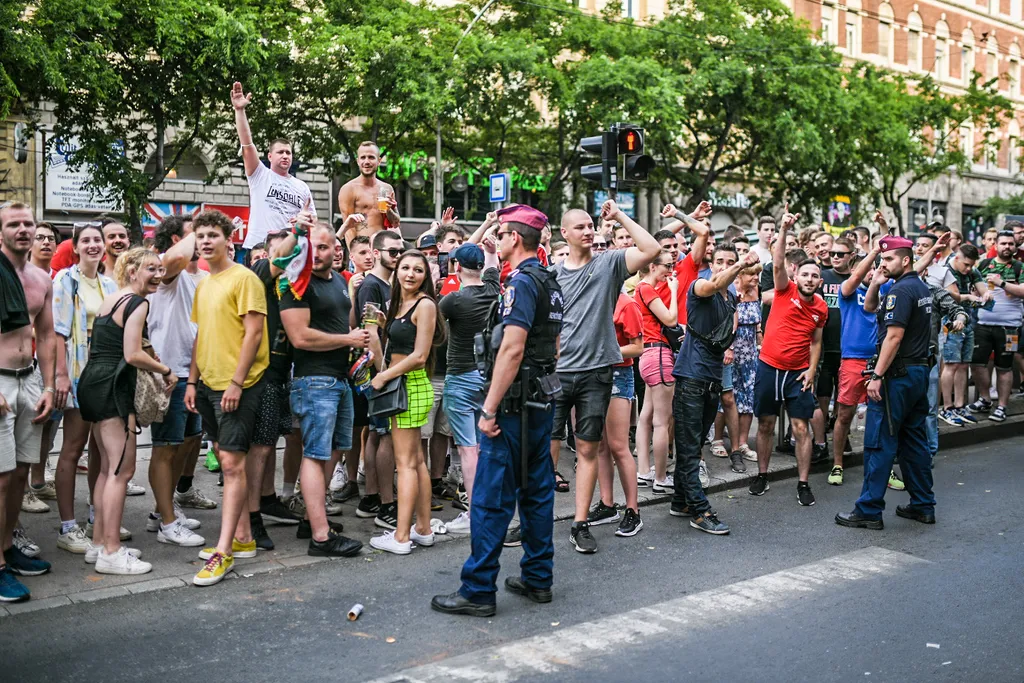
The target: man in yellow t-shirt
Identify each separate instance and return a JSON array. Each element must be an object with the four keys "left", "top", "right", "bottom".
[{"left": 184, "top": 210, "right": 269, "bottom": 587}]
